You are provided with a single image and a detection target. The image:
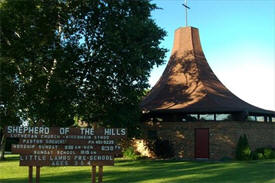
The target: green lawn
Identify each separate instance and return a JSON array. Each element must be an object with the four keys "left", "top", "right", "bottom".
[{"left": 0, "top": 155, "right": 274, "bottom": 183}]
